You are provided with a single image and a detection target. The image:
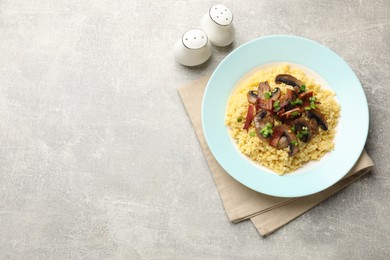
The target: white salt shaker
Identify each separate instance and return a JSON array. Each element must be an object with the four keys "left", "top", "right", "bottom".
[
  {"left": 201, "top": 4, "right": 235, "bottom": 47},
  {"left": 173, "top": 29, "right": 212, "bottom": 67}
]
